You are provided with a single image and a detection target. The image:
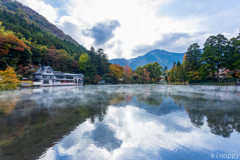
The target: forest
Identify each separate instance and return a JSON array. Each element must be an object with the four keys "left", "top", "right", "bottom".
[
  {"left": 105, "top": 62, "right": 163, "bottom": 84},
  {"left": 0, "top": 9, "right": 110, "bottom": 85},
  {"left": 168, "top": 34, "right": 240, "bottom": 83}
]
